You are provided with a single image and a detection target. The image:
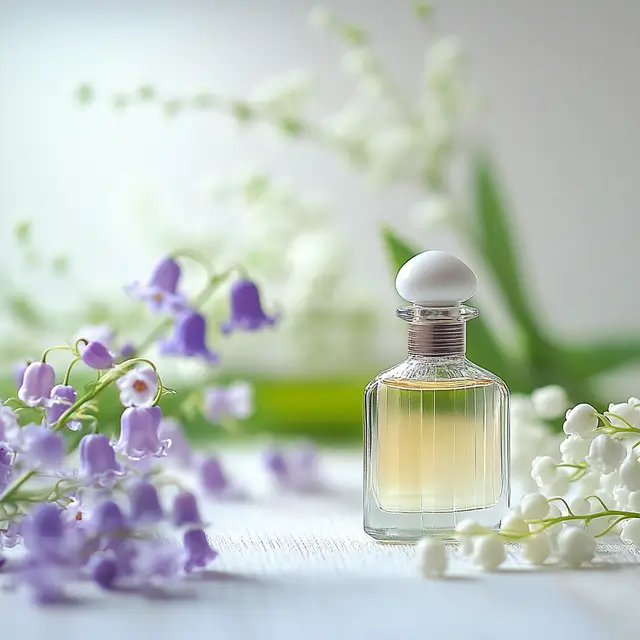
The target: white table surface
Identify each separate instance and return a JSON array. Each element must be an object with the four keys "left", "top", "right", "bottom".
[{"left": 2, "top": 448, "right": 640, "bottom": 640}]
